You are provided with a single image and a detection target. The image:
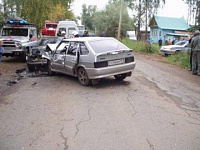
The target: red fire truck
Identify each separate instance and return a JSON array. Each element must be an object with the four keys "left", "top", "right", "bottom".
[{"left": 42, "top": 21, "right": 58, "bottom": 36}]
